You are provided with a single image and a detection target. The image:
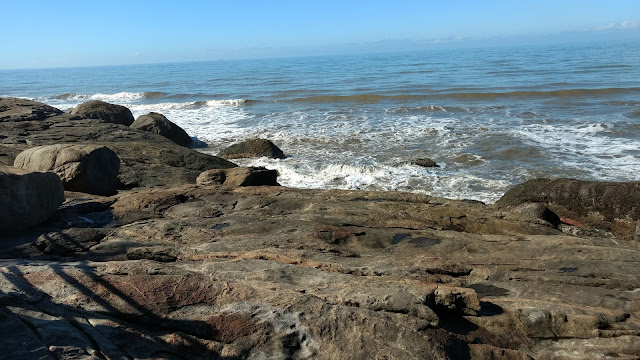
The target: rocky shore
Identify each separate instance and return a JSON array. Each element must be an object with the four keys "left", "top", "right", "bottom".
[{"left": 1, "top": 97, "right": 639, "bottom": 359}]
